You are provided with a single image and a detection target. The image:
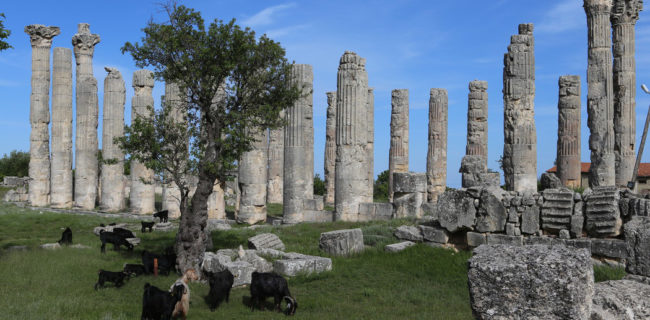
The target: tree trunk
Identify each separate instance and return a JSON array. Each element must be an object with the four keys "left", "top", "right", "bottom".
[{"left": 175, "top": 175, "right": 214, "bottom": 273}]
